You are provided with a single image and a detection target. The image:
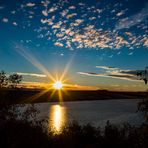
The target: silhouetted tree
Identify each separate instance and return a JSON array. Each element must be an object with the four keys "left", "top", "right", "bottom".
[
  {"left": 8, "top": 73, "right": 22, "bottom": 88},
  {"left": 0, "top": 70, "right": 8, "bottom": 88},
  {"left": 137, "top": 66, "right": 148, "bottom": 84},
  {"left": 138, "top": 98, "right": 148, "bottom": 121}
]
